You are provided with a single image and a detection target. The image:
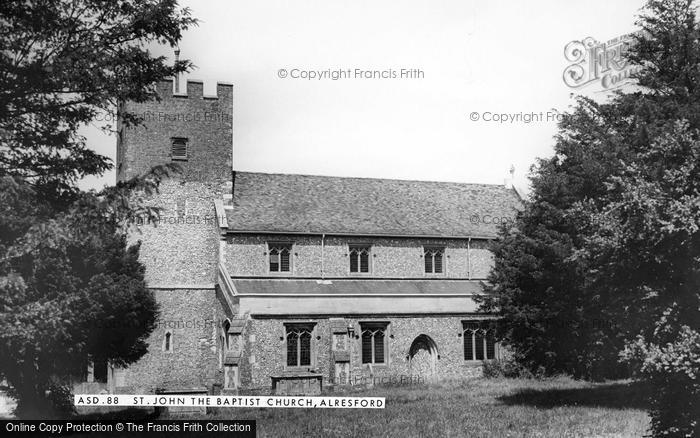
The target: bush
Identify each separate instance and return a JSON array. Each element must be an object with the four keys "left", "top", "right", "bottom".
[
  {"left": 482, "top": 349, "right": 534, "bottom": 379},
  {"left": 622, "top": 327, "right": 700, "bottom": 437},
  {"left": 46, "top": 384, "right": 76, "bottom": 418}
]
